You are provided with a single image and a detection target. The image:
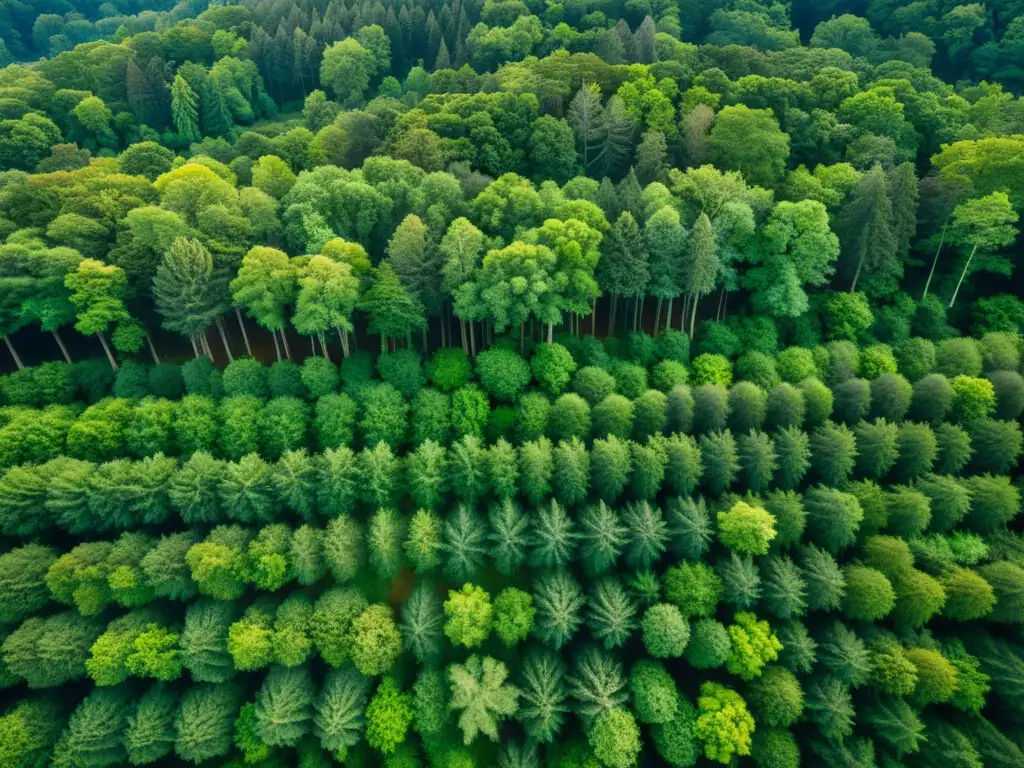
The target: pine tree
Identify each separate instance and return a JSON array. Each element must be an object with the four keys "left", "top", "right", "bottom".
[
  {"left": 54, "top": 686, "right": 132, "bottom": 766},
  {"left": 443, "top": 504, "right": 488, "bottom": 582},
  {"left": 623, "top": 500, "right": 669, "bottom": 570},
  {"left": 517, "top": 650, "right": 569, "bottom": 744},
  {"left": 314, "top": 665, "right": 370, "bottom": 754},
  {"left": 567, "top": 647, "right": 628, "bottom": 727},
  {"left": 580, "top": 501, "right": 627, "bottom": 576},
  {"left": 125, "top": 683, "right": 178, "bottom": 765},
  {"left": 586, "top": 577, "right": 638, "bottom": 649},
  {"left": 174, "top": 683, "right": 241, "bottom": 763},
  {"left": 666, "top": 496, "right": 713, "bottom": 560},
  {"left": 489, "top": 499, "right": 530, "bottom": 576},
  {"left": 597, "top": 213, "right": 648, "bottom": 335},
  {"left": 533, "top": 570, "right": 585, "bottom": 650},
  {"left": 681, "top": 212, "right": 718, "bottom": 338},
  {"left": 170, "top": 74, "right": 200, "bottom": 142},
  {"left": 254, "top": 665, "right": 315, "bottom": 747},
  {"left": 567, "top": 83, "right": 607, "bottom": 173},
  {"left": 837, "top": 164, "right": 898, "bottom": 296}
]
